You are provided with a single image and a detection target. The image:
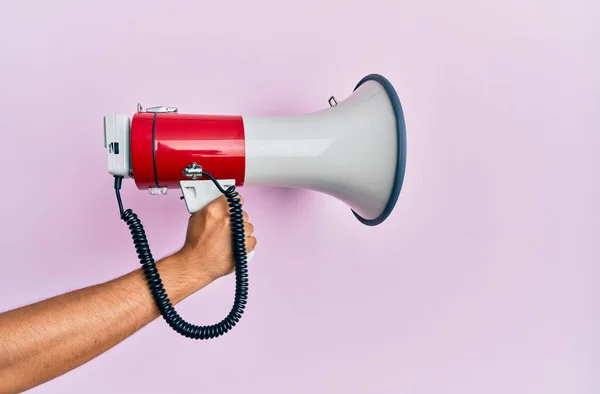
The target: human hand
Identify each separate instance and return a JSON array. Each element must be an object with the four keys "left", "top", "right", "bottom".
[{"left": 175, "top": 194, "right": 256, "bottom": 286}]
